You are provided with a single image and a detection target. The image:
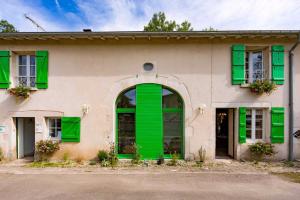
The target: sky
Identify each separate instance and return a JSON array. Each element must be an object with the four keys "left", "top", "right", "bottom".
[{"left": 0, "top": 0, "right": 300, "bottom": 32}]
